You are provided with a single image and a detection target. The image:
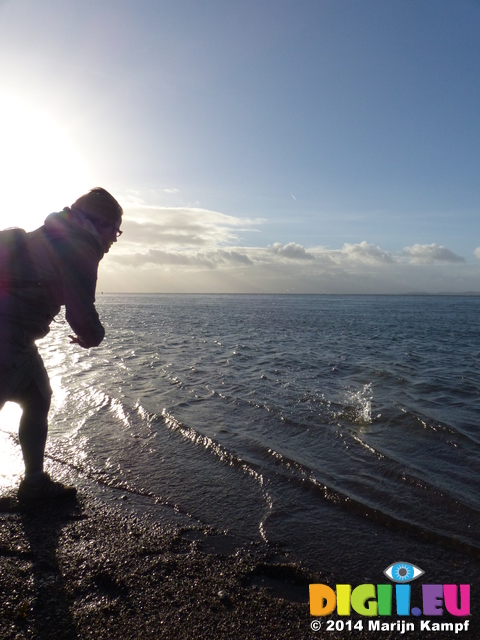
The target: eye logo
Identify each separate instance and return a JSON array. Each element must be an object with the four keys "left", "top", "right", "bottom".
[{"left": 384, "top": 561, "right": 424, "bottom": 583}]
